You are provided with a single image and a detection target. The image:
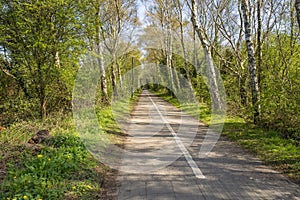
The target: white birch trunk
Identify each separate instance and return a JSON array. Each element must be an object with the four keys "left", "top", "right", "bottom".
[
  {"left": 167, "top": 29, "right": 174, "bottom": 90},
  {"left": 97, "top": 6, "right": 109, "bottom": 103},
  {"left": 191, "top": 0, "right": 222, "bottom": 110},
  {"left": 241, "top": 0, "right": 260, "bottom": 123}
]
